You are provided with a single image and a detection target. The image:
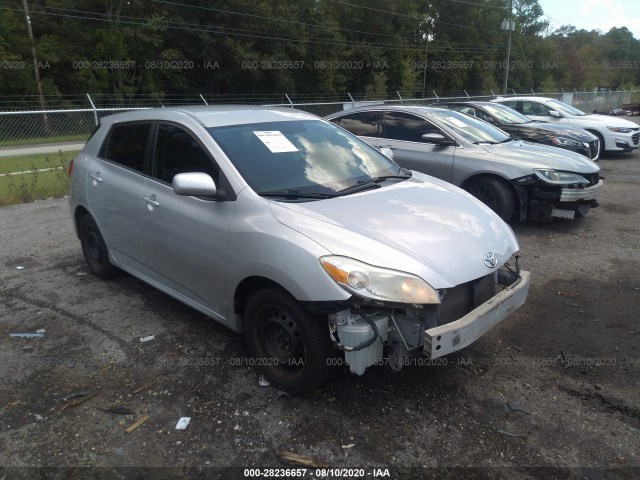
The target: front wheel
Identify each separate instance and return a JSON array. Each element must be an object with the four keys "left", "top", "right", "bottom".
[
  {"left": 466, "top": 177, "right": 515, "bottom": 222},
  {"left": 243, "top": 287, "right": 336, "bottom": 395},
  {"left": 590, "top": 131, "right": 605, "bottom": 157}
]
